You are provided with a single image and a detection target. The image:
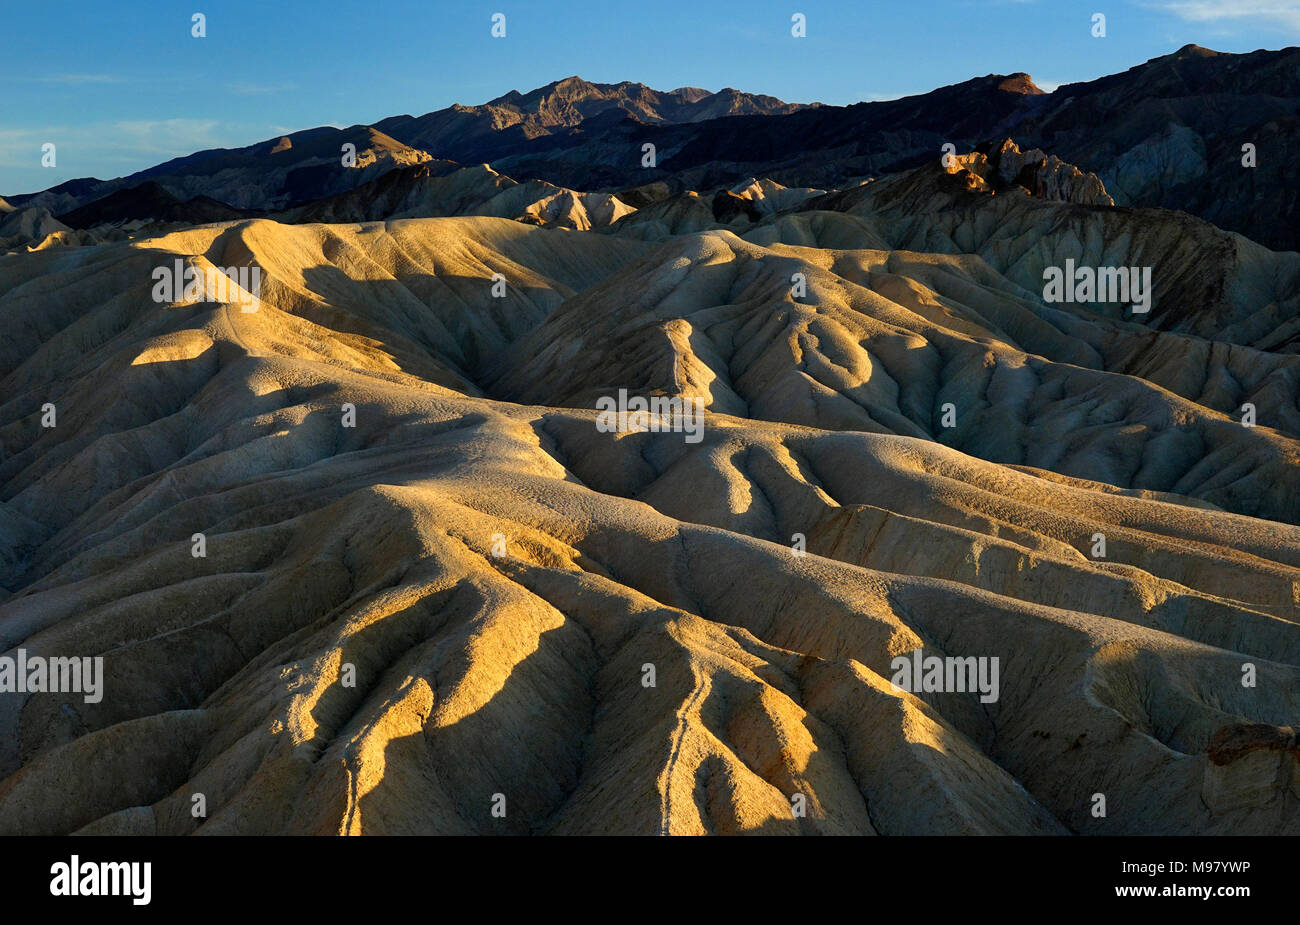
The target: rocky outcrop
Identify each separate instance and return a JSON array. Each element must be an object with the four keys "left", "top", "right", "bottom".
[
  {"left": 1202, "top": 724, "right": 1299, "bottom": 815},
  {"left": 282, "top": 163, "right": 635, "bottom": 230},
  {"left": 978, "top": 138, "right": 1113, "bottom": 206},
  {"left": 0, "top": 207, "right": 73, "bottom": 251}
]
